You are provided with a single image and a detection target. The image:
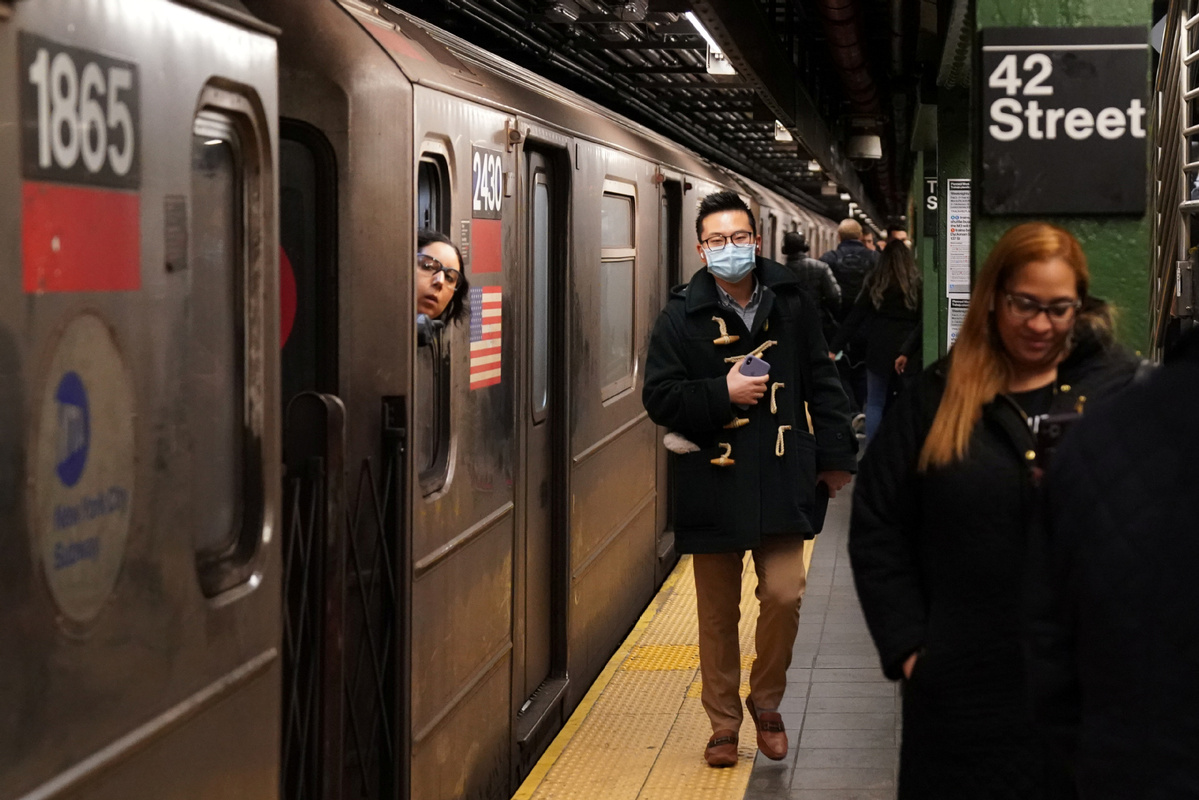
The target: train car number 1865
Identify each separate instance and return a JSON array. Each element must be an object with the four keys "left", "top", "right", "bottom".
[{"left": 20, "top": 32, "right": 141, "bottom": 189}]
